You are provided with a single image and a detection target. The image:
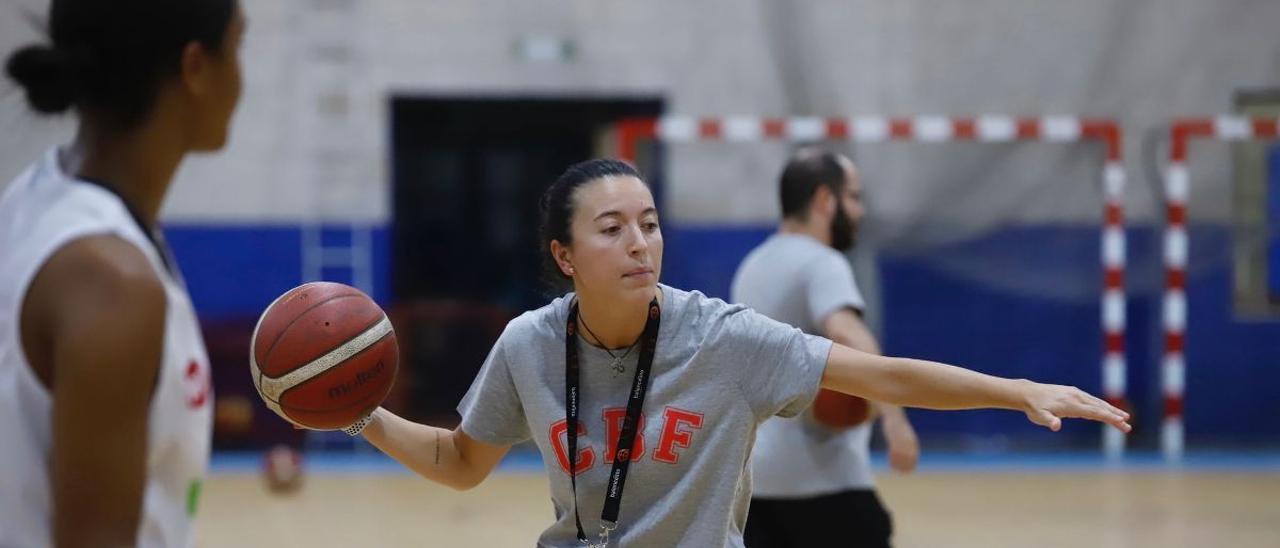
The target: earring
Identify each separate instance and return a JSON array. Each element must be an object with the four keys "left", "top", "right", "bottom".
[{"left": 567, "top": 267, "right": 575, "bottom": 275}]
